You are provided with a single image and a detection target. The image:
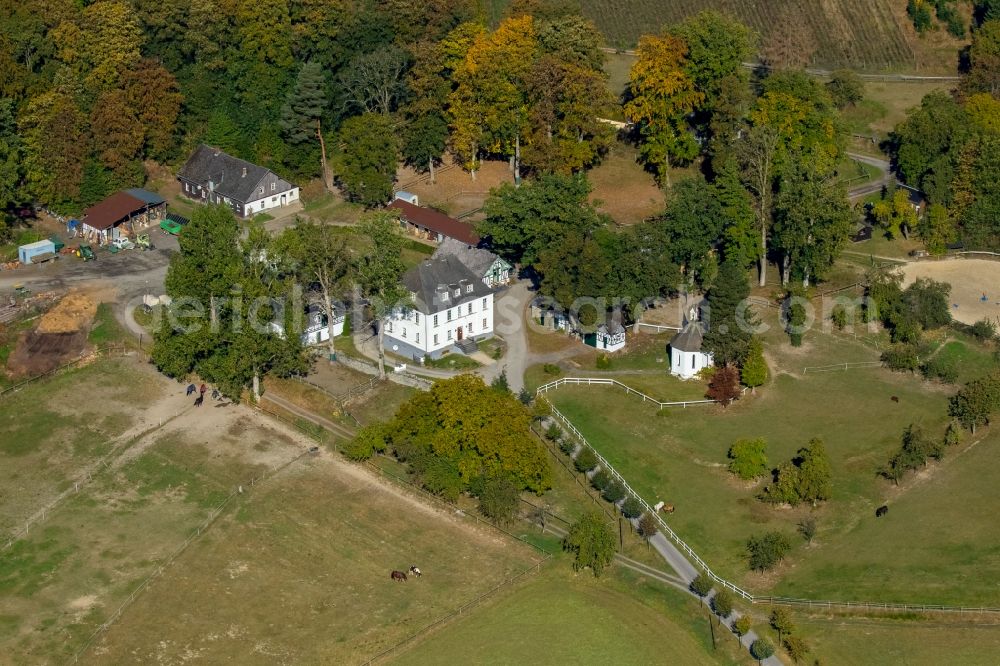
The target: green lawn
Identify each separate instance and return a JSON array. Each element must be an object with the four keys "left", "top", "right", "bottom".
[
  {"left": 930, "top": 335, "right": 997, "bottom": 384},
  {"left": 394, "top": 561, "right": 738, "bottom": 665},
  {"left": 548, "top": 311, "right": 1000, "bottom": 605},
  {"left": 87, "top": 303, "right": 128, "bottom": 346}
]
